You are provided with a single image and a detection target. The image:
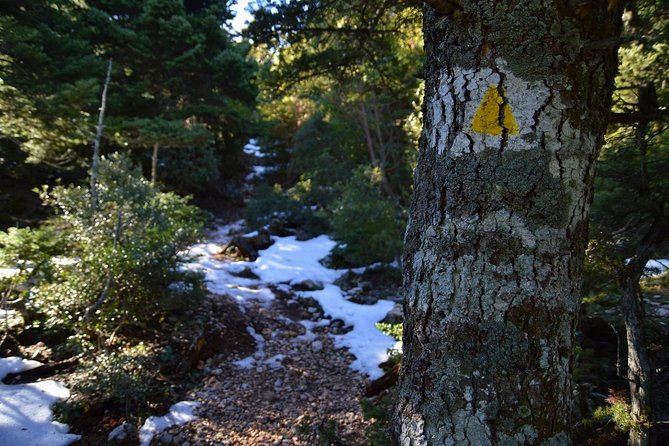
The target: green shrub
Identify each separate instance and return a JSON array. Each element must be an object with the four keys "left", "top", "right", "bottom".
[
  {"left": 375, "top": 322, "right": 403, "bottom": 342},
  {"left": 331, "top": 167, "right": 405, "bottom": 266},
  {"left": 362, "top": 390, "right": 395, "bottom": 446},
  {"left": 31, "top": 153, "right": 205, "bottom": 333},
  {"left": 156, "top": 145, "right": 221, "bottom": 194},
  {"left": 593, "top": 398, "right": 635, "bottom": 432},
  {"left": 55, "top": 343, "right": 176, "bottom": 421},
  {"left": 0, "top": 224, "right": 64, "bottom": 268},
  {"left": 245, "top": 183, "right": 329, "bottom": 235}
]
